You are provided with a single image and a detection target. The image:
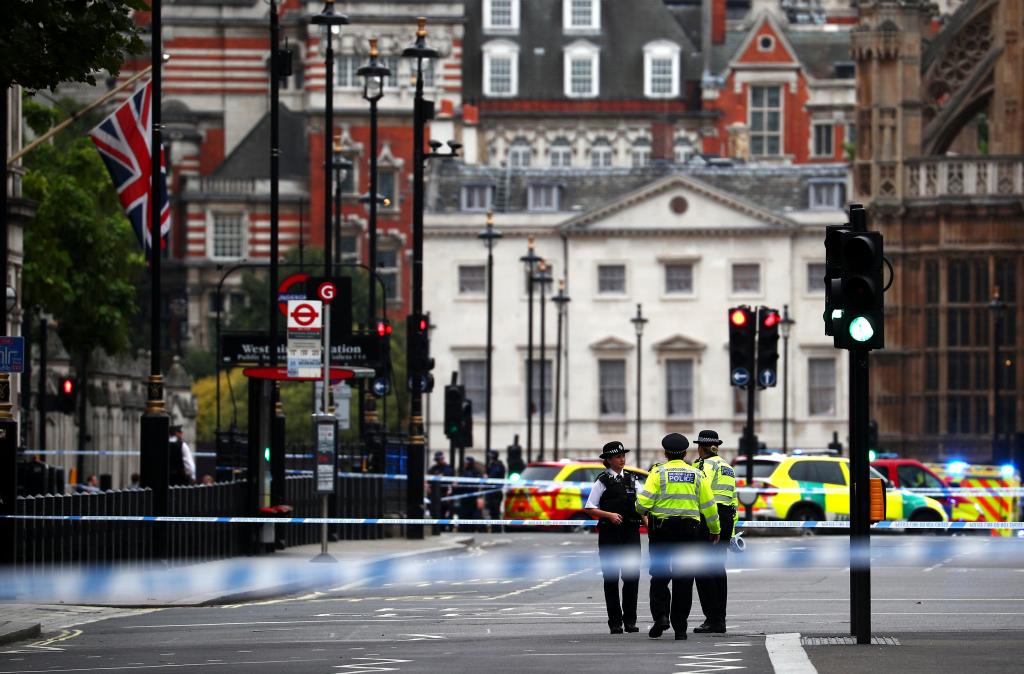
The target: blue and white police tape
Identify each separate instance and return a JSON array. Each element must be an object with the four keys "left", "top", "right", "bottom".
[
  {"left": 1, "top": 537, "right": 1022, "bottom": 605},
  {"left": 3, "top": 514, "right": 1023, "bottom": 529}
]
